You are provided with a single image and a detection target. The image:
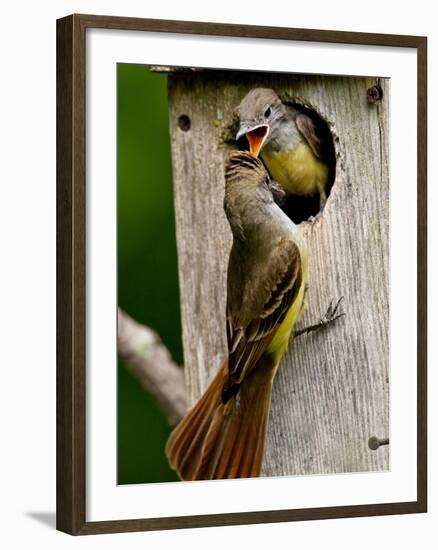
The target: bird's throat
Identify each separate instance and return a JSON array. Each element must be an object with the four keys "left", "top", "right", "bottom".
[{"left": 246, "top": 125, "right": 269, "bottom": 157}]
